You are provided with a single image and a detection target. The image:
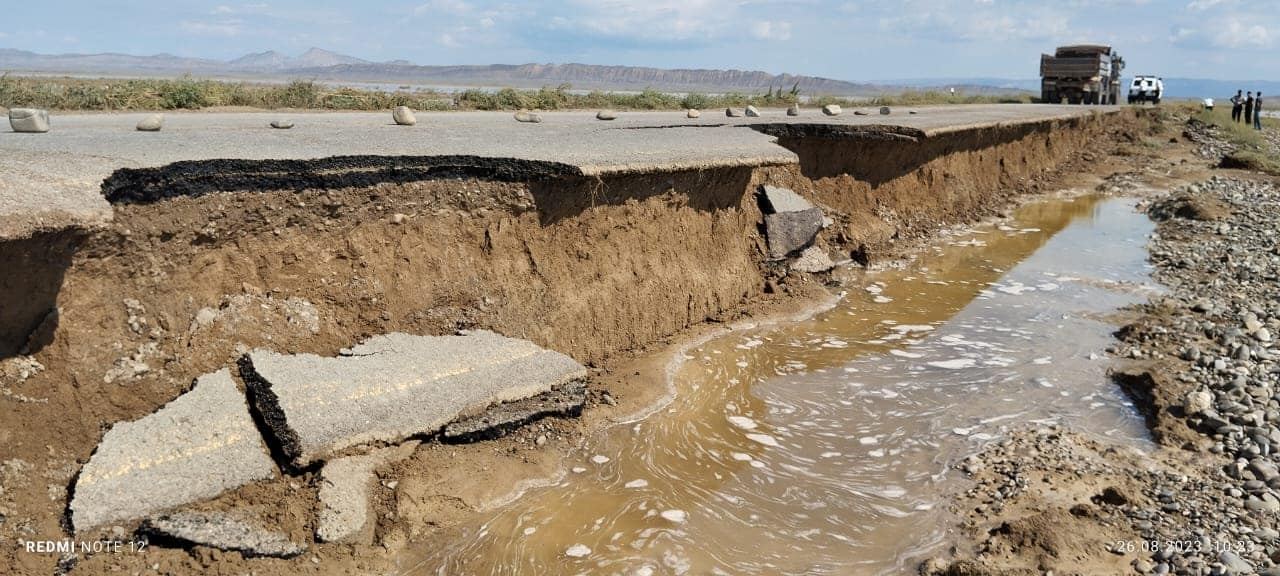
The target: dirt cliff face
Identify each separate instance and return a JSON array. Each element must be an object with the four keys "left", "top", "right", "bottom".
[{"left": 0, "top": 109, "right": 1147, "bottom": 576}]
